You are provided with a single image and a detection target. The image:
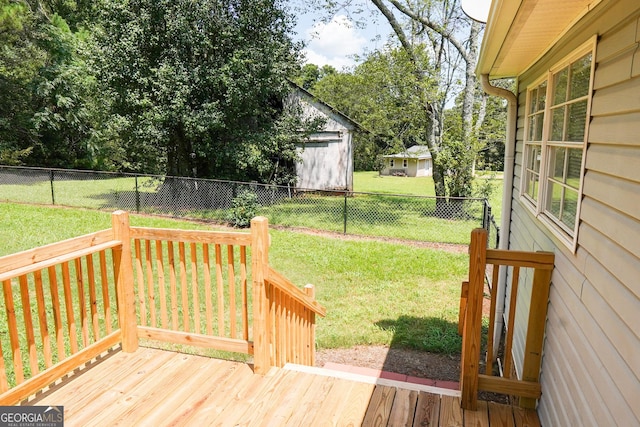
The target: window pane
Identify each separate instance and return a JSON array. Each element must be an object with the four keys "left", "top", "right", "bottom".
[
  {"left": 550, "top": 147, "right": 566, "bottom": 181},
  {"left": 534, "top": 113, "right": 544, "bottom": 141},
  {"left": 530, "top": 88, "right": 538, "bottom": 114},
  {"left": 550, "top": 107, "right": 565, "bottom": 141},
  {"left": 527, "top": 173, "right": 539, "bottom": 200},
  {"left": 567, "top": 100, "right": 588, "bottom": 141},
  {"left": 562, "top": 190, "right": 578, "bottom": 228},
  {"left": 570, "top": 53, "right": 592, "bottom": 99},
  {"left": 537, "top": 81, "right": 547, "bottom": 110},
  {"left": 528, "top": 117, "right": 536, "bottom": 141},
  {"left": 547, "top": 181, "right": 562, "bottom": 218},
  {"left": 567, "top": 148, "right": 582, "bottom": 188},
  {"left": 527, "top": 144, "right": 541, "bottom": 171},
  {"left": 553, "top": 68, "right": 569, "bottom": 105}
]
